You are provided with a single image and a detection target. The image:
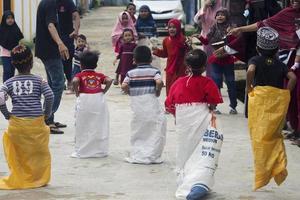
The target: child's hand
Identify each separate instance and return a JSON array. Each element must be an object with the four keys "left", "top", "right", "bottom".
[
  {"left": 0, "top": 92, "right": 6, "bottom": 105},
  {"left": 291, "top": 62, "right": 300, "bottom": 71},
  {"left": 246, "top": 86, "right": 253, "bottom": 94},
  {"left": 214, "top": 47, "right": 227, "bottom": 58},
  {"left": 152, "top": 46, "right": 158, "bottom": 51}
]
